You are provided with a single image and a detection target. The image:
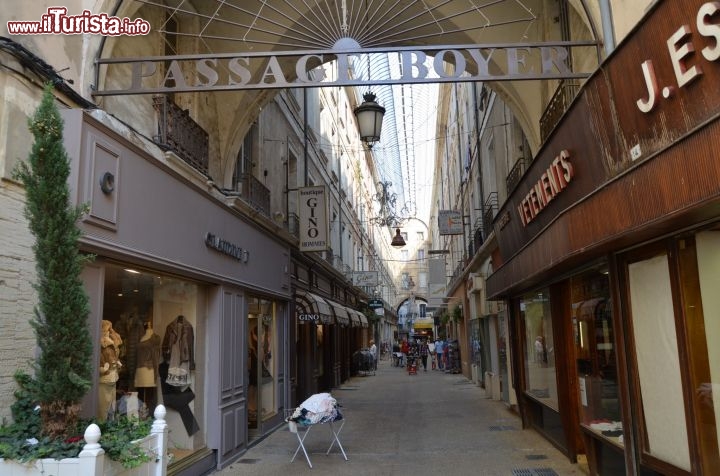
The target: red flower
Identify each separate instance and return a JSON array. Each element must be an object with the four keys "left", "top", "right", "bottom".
[{"left": 65, "top": 435, "right": 84, "bottom": 444}]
